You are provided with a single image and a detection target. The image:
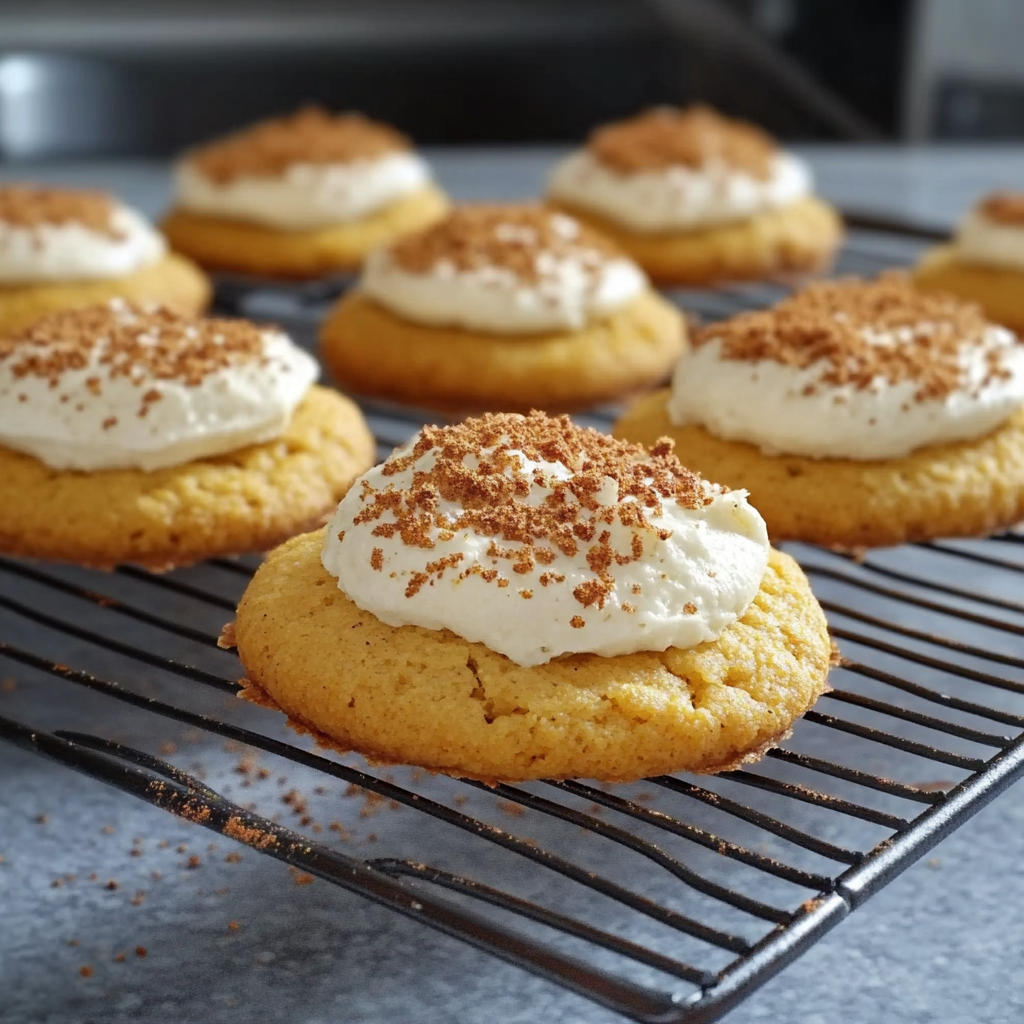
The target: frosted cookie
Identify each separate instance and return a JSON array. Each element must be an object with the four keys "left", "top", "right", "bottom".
[
  {"left": 0, "top": 301, "right": 375, "bottom": 570},
  {"left": 229, "top": 412, "right": 833, "bottom": 783},
  {"left": 0, "top": 184, "right": 210, "bottom": 334},
  {"left": 547, "top": 106, "right": 842, "bottom": 286},
  {"left": 614, "top": 275, "right": 1024, "bottom": 549},
  {"left": 914, "top": 192, "right": 1024, "bottom": 333},
  {"left": 161, "top": 107, "right": 449, "bottom": 279},
  {"left": 318, "top": 204, "right": 685, "bottom": 412}
]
